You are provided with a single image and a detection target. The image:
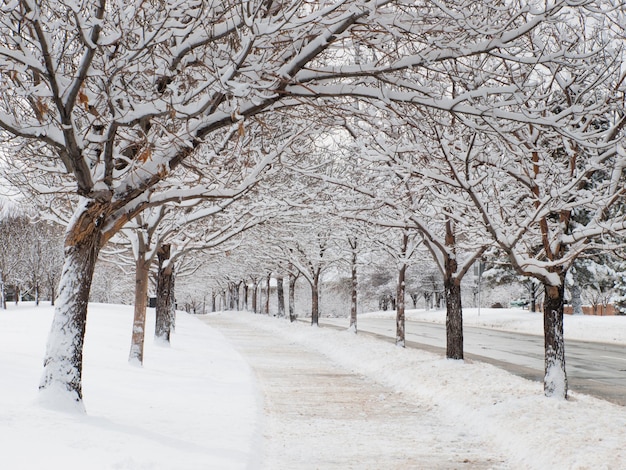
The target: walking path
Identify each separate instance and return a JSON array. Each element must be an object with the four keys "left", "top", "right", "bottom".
[{"left": 200, "top": 314, "right": 509, "bottom": 469}]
